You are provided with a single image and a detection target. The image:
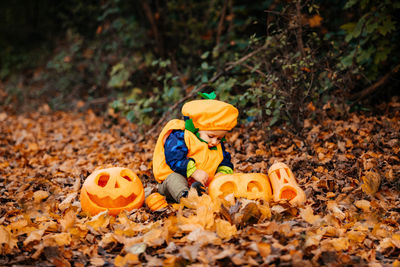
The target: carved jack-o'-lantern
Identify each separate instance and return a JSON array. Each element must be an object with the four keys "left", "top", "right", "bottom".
[
  {"left": 208, "top": 173, "right": 272, "bottom": 201},
  {"left": 145, "top": 192, "right": 168, "bottom": 211},
  {"left": 80, "top": 167, "right": 145, "bottom": 216},
  {"left": 267, "top": 162, "right": 306, "bottom": 205}
]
